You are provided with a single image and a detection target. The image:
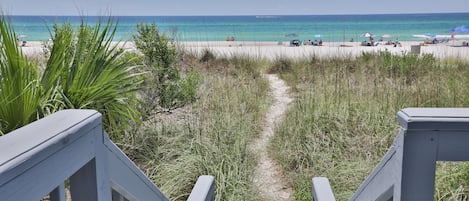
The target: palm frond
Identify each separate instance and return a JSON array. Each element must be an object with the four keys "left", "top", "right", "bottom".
[
  {"left": 0, "top": 16, "right": 41, "bottom": 134},
  {"left": 44, "top": 17, "right": 142, "bottom": 139}
]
